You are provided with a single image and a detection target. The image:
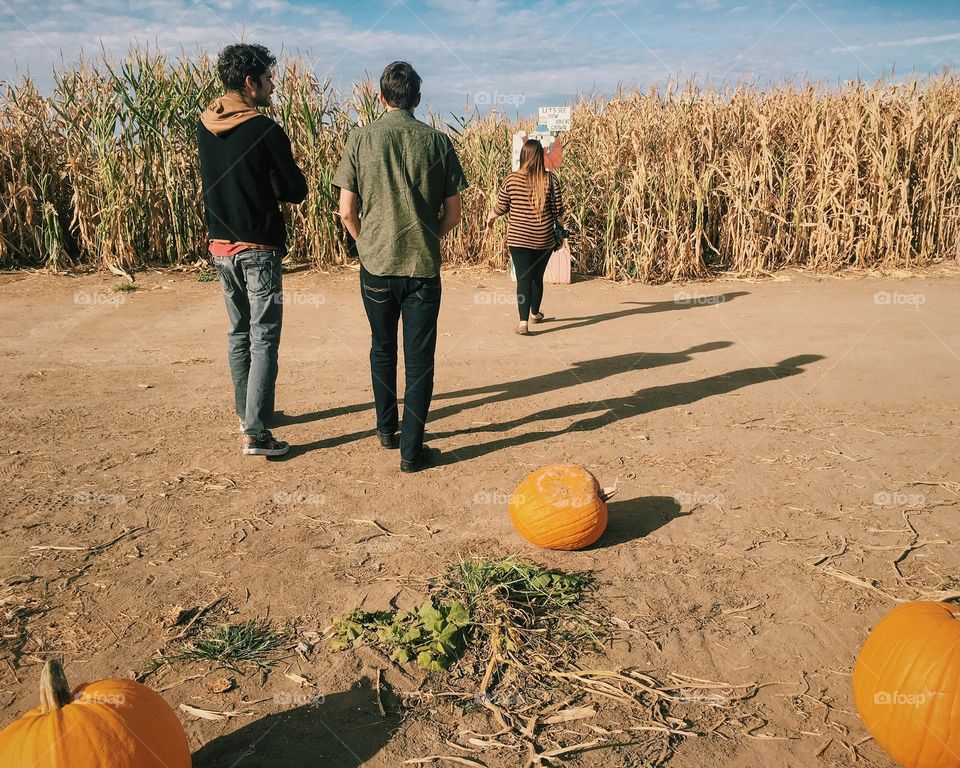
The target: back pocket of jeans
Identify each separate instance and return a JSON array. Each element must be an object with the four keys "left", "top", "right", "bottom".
[
  {"left": 362, "top": 280, "right": 391, "bottom": 304},
  {"left": 214, "top": 259, "right": 236, "bottom": 297},
  {"left": 244, "top": 255, "right": 280, "bottom": 298},
  {"left": 411, "top": 280, "right": 441, "bottom": 302}
]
